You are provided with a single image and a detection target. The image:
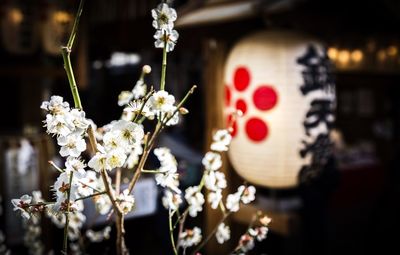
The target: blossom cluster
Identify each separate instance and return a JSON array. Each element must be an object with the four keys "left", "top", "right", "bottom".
[
  {"left": 118, "top": 65, "right": 151, "bottom": 107},
  {"left": 233, "top": 215, "right": 272, "bottom": 254},
  {"left": 88, "top": 120, "right": 144, "bottom": 173},
  {"left": 22, "top": 192, "right": 45, "bottom": 255},
  {"left": 155, "top": 147, "right": 180, "bottom": 194},
  {"left": 86, "top": 226, "right": 112, "bottom": 243},
  {"left": 152, "top": 3, "right": 179, "bottom": 52}
]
